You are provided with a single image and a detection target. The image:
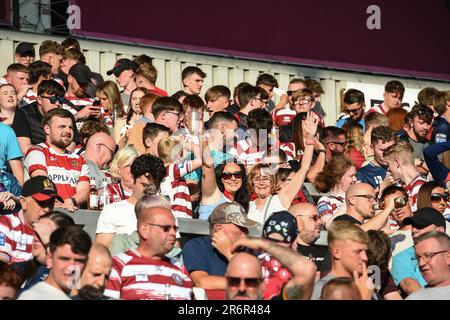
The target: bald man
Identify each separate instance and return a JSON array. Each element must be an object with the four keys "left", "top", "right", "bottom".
[
  {"left": 84, "top": 132, "right": 116, "bottom": 188},
  {"left": 290, "top": 203, "right": 331, "bottom": 276},
  {"left": 320, "top": 277, "right": 362, "bottom": 300},
  {"left": 225, "top": 252, "right": 264, "bottom": 300},
  {"left": 332, "top": 183, "right": 396, "bottom": 232},
  {"left": 71, "top": 243, "right": 112, "bottom": 298}
]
